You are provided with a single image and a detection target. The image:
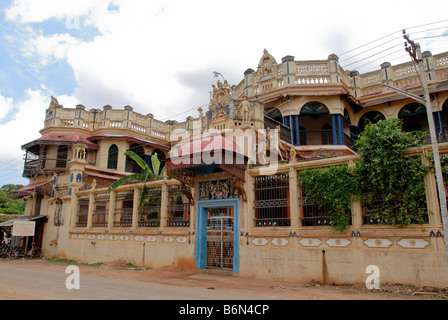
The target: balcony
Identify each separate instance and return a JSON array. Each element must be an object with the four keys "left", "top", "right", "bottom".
[
  {"left": 23, "top": 158, "right": 69, "bottom": 178},
  {"left": 264, "top": 115, "right": 292, "bottom": 144}
]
